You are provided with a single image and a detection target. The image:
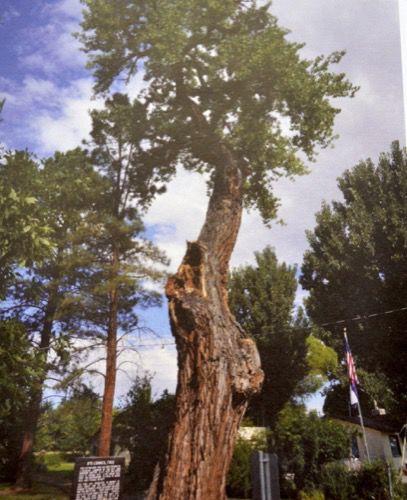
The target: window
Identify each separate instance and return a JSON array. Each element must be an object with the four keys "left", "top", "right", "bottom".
[{"left": 389, "top": 435, "right": 401, "bottom": 458}]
